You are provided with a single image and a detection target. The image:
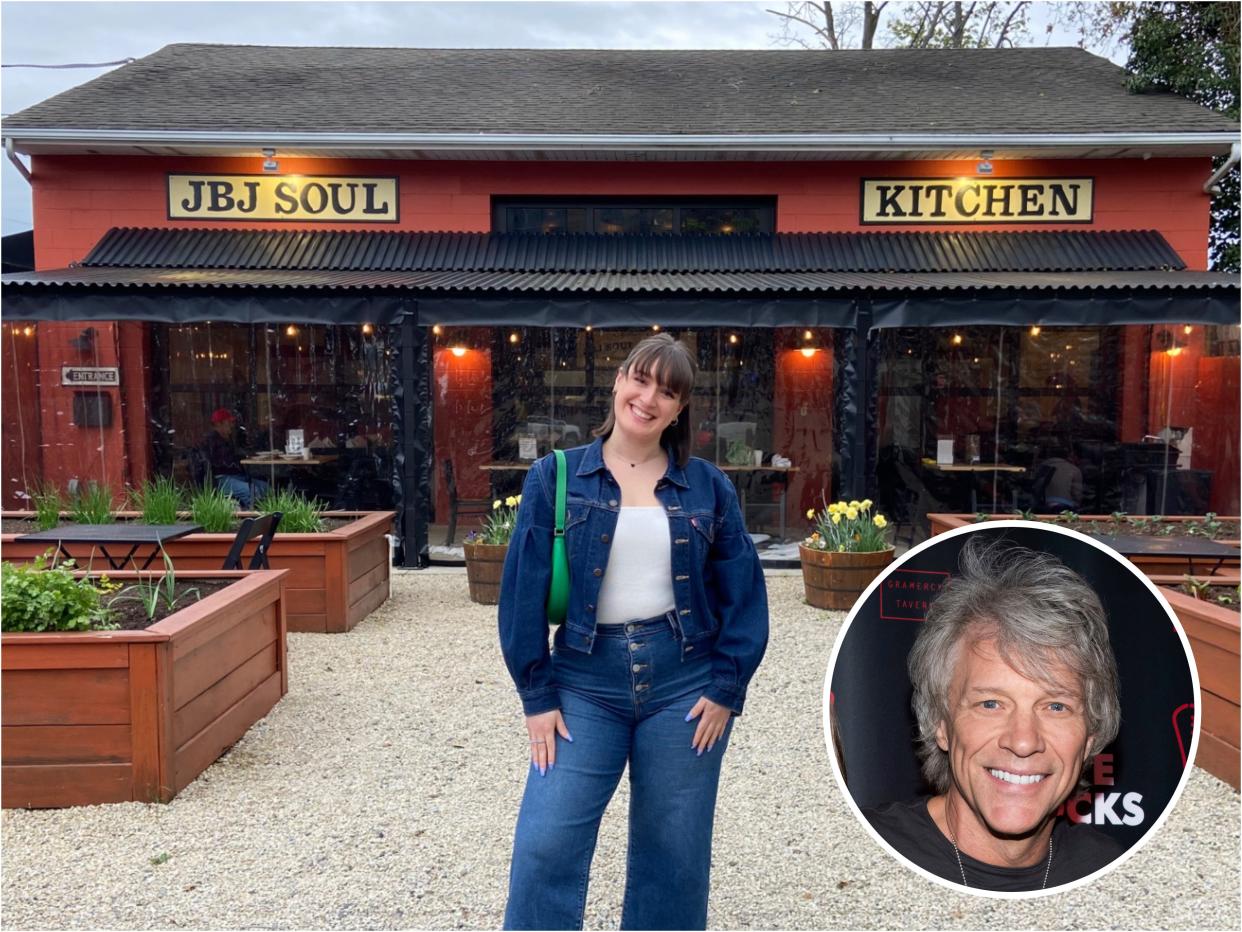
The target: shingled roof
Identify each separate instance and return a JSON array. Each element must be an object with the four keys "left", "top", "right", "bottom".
[{"left": 5, "top": 44, "right": 1236, "bottom": 136}]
